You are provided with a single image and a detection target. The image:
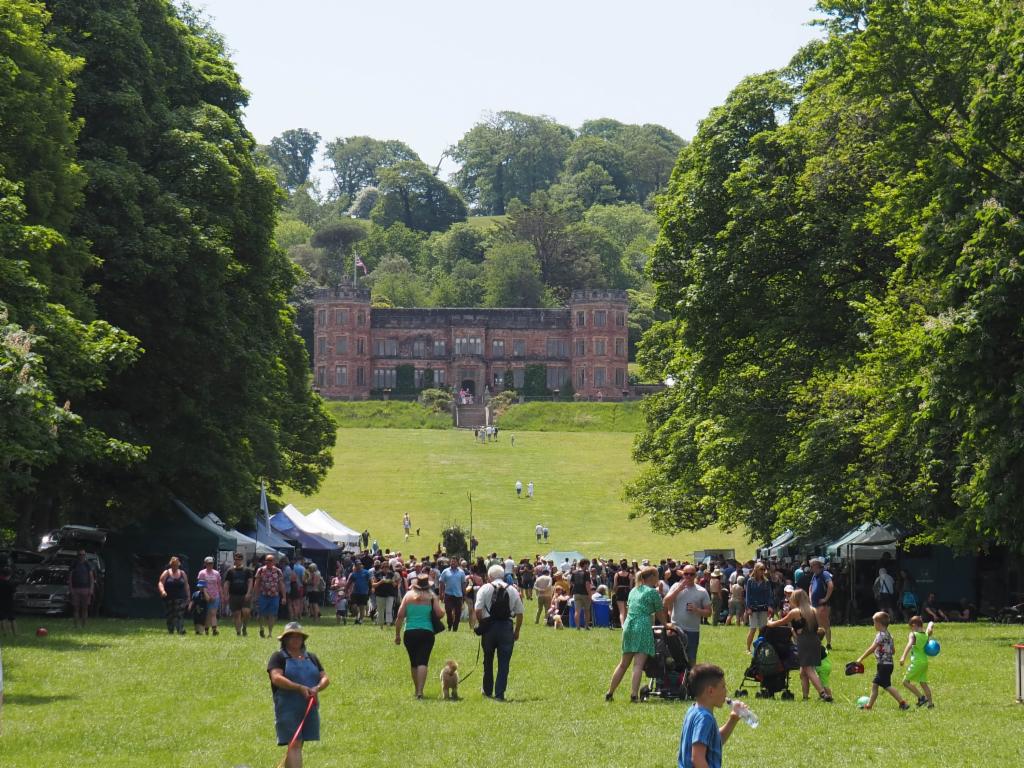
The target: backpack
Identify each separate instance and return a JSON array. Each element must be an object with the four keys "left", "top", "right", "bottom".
[
  {"left": 754, "top": 639, "right": 782, "bottom": 678},
  {"left": 490, "top": 584, "right": 512, "bottom": 621}
]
